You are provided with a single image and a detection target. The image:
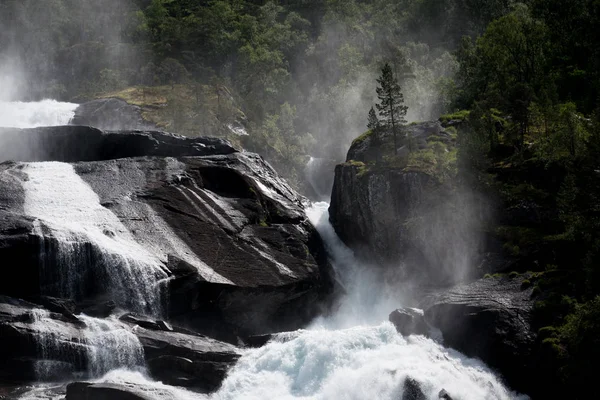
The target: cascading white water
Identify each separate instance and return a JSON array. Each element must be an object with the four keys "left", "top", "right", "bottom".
[
  {"left": 23, "top": 162, "right": 169, "bottom": 316},
  {"left": 79, "top": 315, "right": 146, "bottom": 377},
  {"left": 29, "top": 310, "right": 145, "bottom": 381},
  {"left": 0, "top": 100, "right": 78, "bottom": 128}
]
